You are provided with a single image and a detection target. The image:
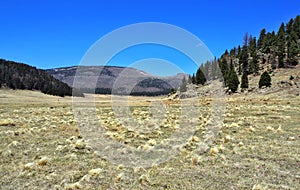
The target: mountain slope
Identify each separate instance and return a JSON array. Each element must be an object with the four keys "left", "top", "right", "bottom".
[
  {"left": 0, "top": 59, "right": 78, "bottom": 97},
  {"left": 46, "top": 66, "right": 187, "bottom": 96}
]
